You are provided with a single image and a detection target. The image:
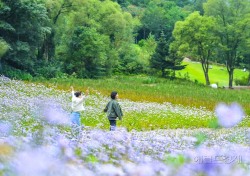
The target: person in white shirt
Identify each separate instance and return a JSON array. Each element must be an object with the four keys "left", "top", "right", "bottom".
[{"left": 70, "top": 86, "right": 89, "bottom": 128}]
